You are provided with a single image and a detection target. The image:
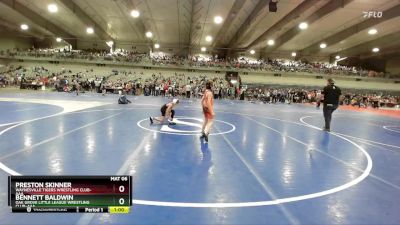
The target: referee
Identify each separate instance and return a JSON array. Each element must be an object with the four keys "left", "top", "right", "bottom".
[{"left": 317, "top": 78, "right": 341, "bottom": 132}]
